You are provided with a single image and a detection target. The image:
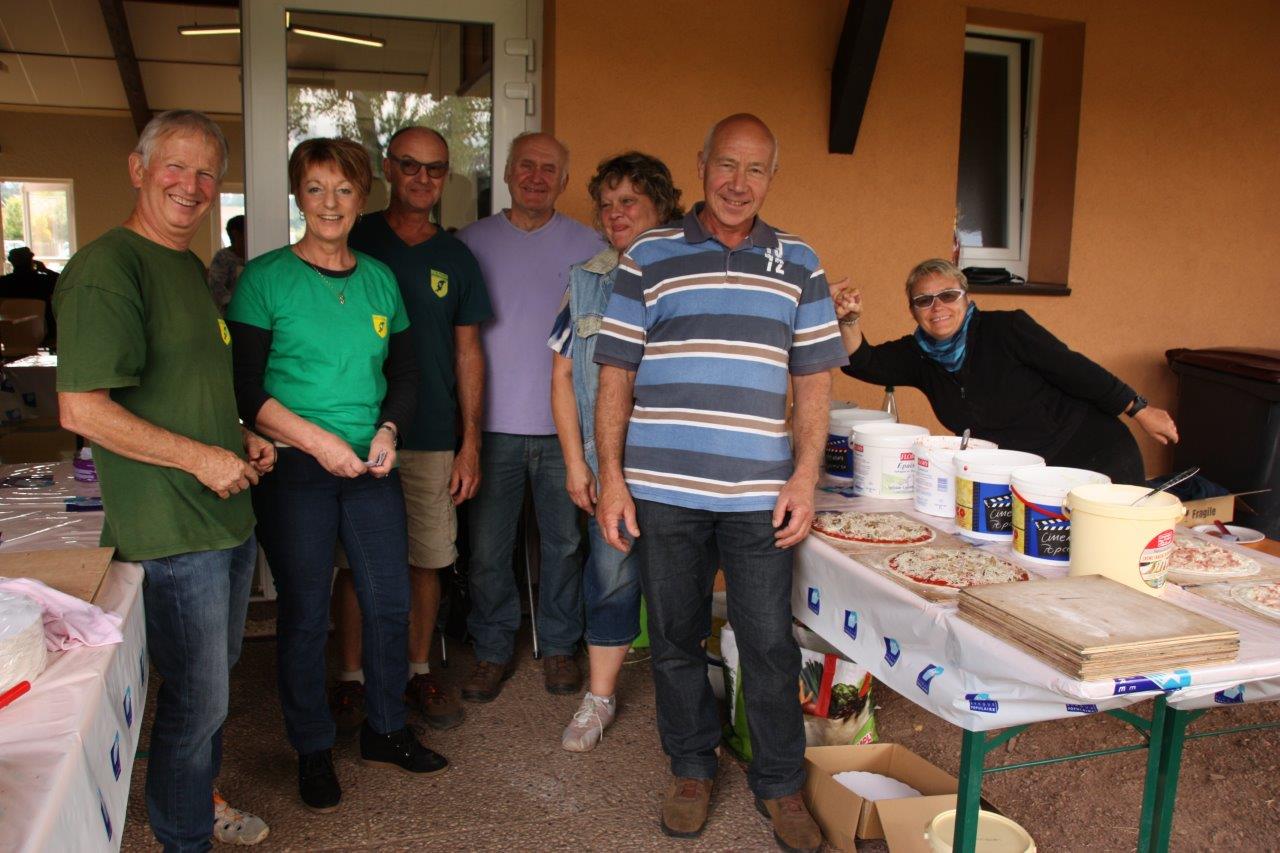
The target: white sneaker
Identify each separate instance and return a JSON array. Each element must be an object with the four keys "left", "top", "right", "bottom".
[
  {"left": 561, "top": 691, "right": 617, "bottom": 752},
  {"left": 212, "top": 790, "right": 270, "bottom": 845}
]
